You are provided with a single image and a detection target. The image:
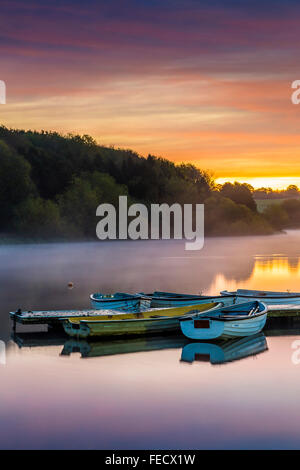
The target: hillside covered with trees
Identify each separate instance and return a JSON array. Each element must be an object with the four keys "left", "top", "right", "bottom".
[{"left": 0, "top": 126, "right": 298, "bottom": 241}]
